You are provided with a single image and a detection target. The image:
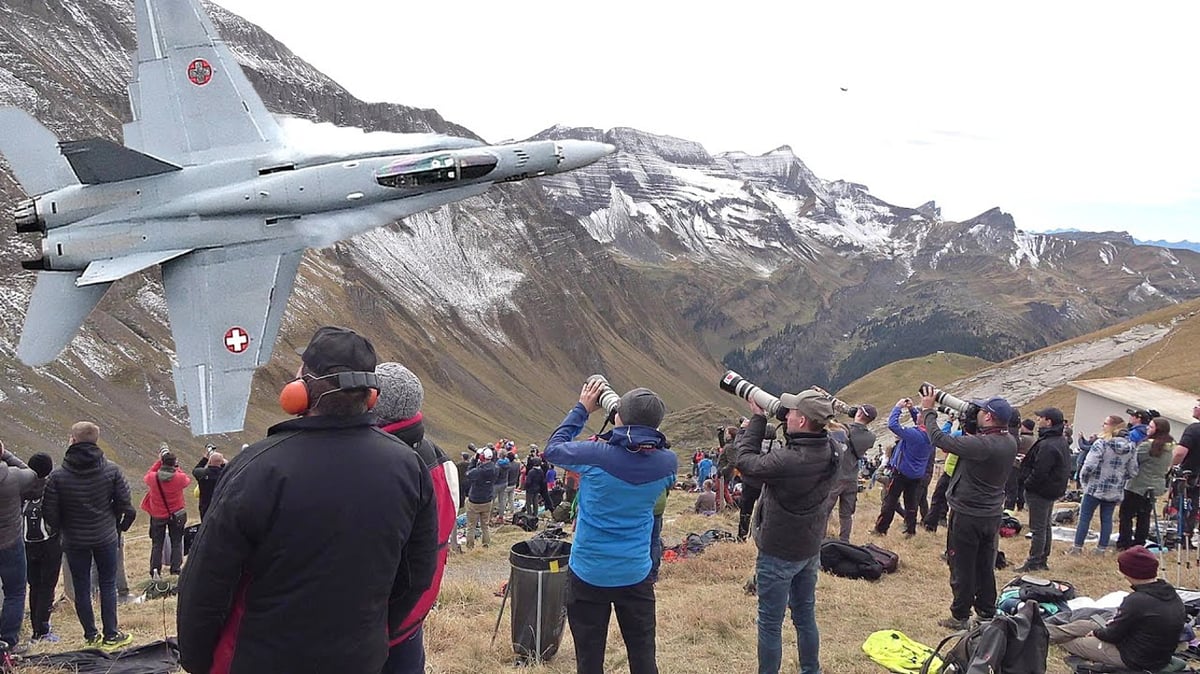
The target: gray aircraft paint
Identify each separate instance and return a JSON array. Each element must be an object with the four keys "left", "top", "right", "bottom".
[{"left": 0, "top": 0, "right": 613, "bottom": 435}]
